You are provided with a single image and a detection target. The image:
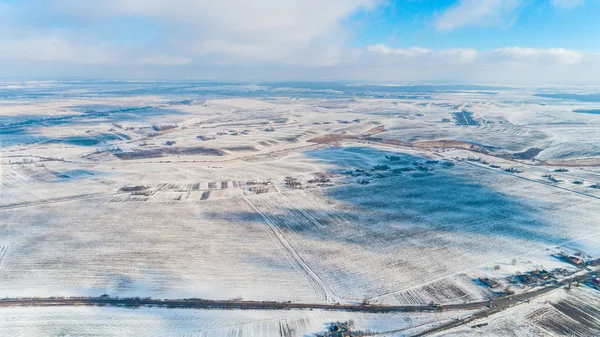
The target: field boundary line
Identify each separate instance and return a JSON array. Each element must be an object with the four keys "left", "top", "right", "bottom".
[
  {"left": 0, "top": 192, "right": 122, "bottom": 211},
  {"left": 464, "top": 161, "right": 600, "bottom": 201}
]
